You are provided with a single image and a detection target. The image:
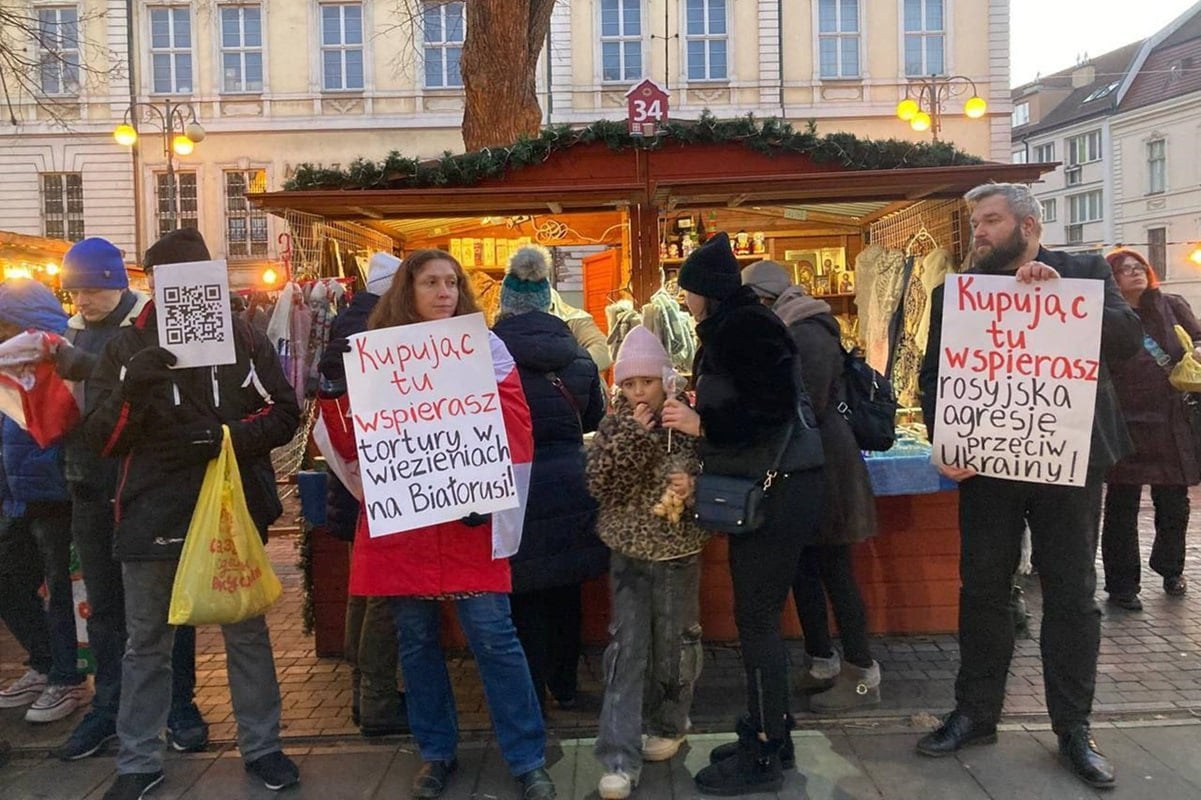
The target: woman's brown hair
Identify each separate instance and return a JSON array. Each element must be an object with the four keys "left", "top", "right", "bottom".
[
  {"left": 367, "top": 249, "right": 481, "bottom": 329},
  {"left": 1105, "top": 248, "right": 1159, "bottom": 289}
]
